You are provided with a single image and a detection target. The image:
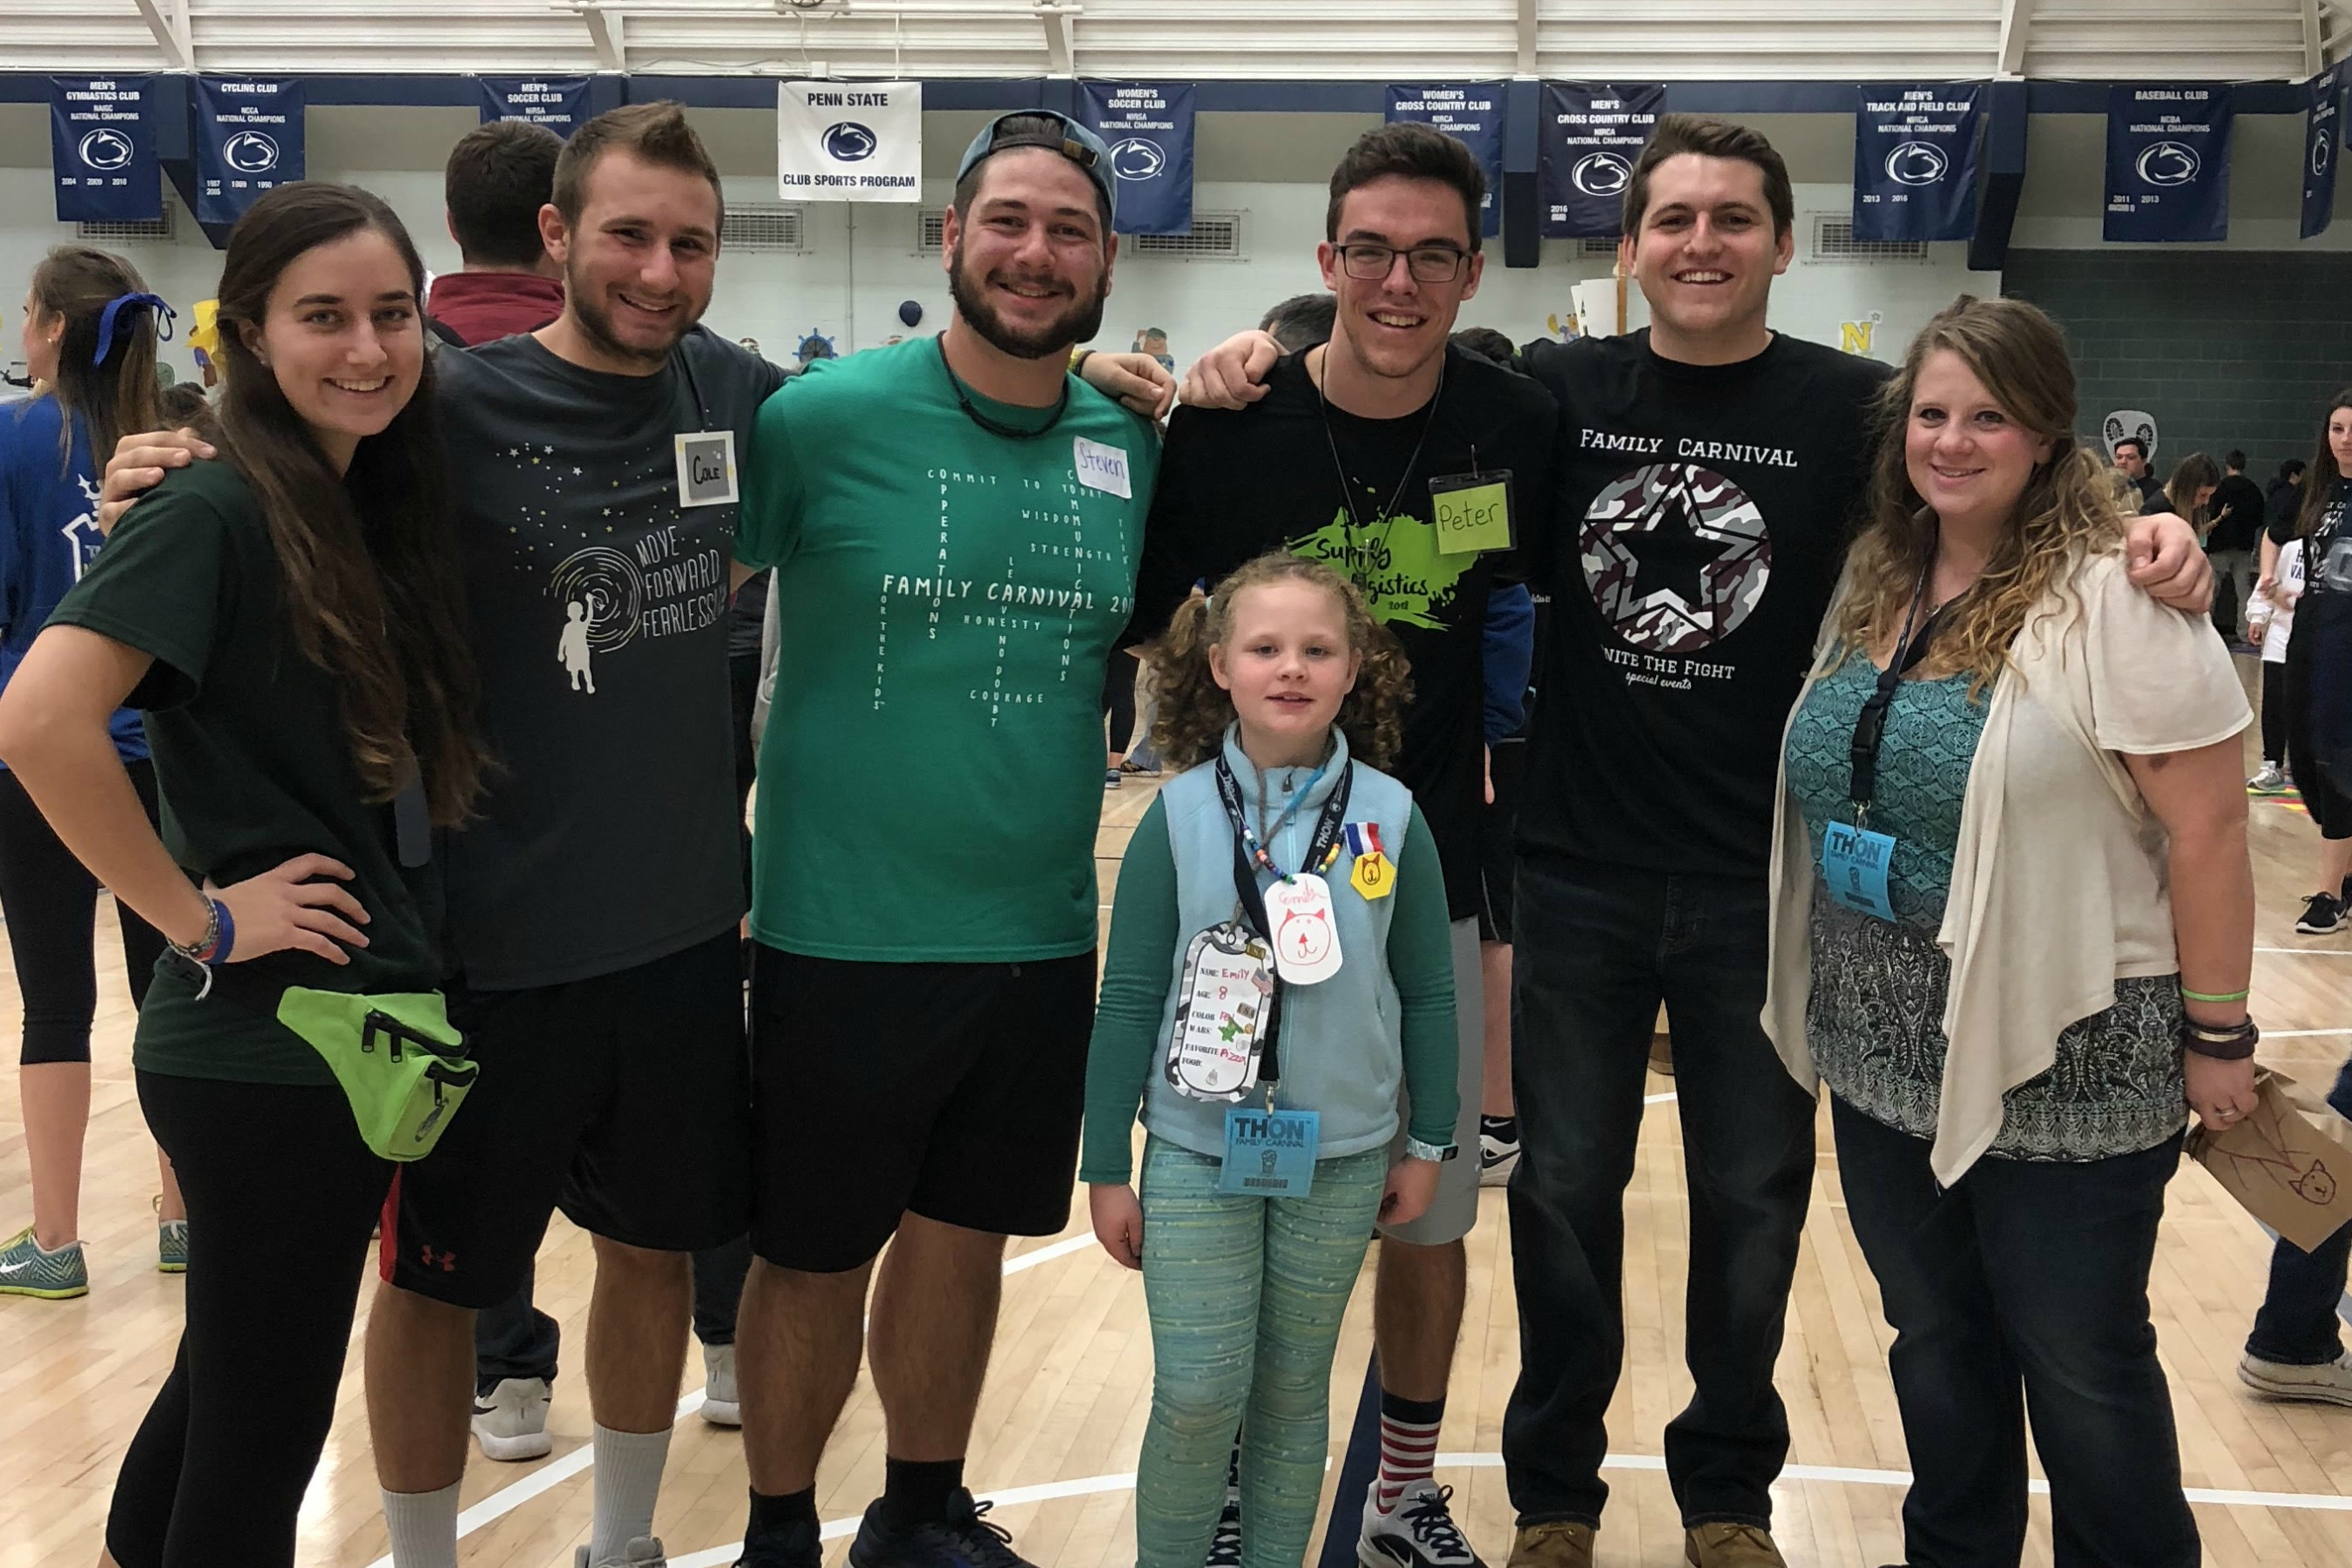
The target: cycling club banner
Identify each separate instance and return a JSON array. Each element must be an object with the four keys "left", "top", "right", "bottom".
[
  {"left": 1851, "top": 84, "right": 1982, "bottom": 242},
  {"left": 1384, "top": 84, "right": 1504, "bottom": 238},
  {"left": 50, "top": 76, "right": 159, "bottom": 224},
  {"left": 2104, "top": 84, "right": 2233, "bottom": 243},
  {"left": 2304, "top": 64, "right": 2342, "bottom": 240},
  {"left": 477, "top": 78, "right": 594, "bottom": 137},
  {"left": 195, "top": 78, "right": 306, "bottom": 227},
  {"left": 1538, "top": 83, "right": 1664, "bottom": 238},
  {"left": 1078, "top": 82, "right": 1195, "bottom": 236},
  {"left": 776, "top": 80, "right": 921, "bottom": 203}
]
